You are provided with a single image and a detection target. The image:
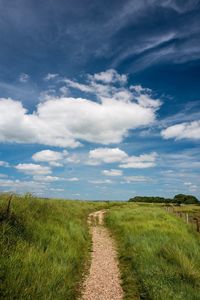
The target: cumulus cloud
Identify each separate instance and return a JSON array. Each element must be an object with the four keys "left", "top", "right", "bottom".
[
  {"left": 102, "top": 169, "right": 123, "bottom": 176},
  {"left": 161, "top": 121, "right": 200, "bottom": 140},
  {"left": 87, "top": 147, "right": 157, "bottom": 168},
  {"left": 0, "top": 70, "right": 161, "bottom": 147},
  {"left": 15, "top": 163, "right": 51, "bottom": 175},
  {"left": 88, "top": 148, "right": 128, "bottom": 165},
  {"left": 119, "top": 152, "right": 157, "bottom": 169},
  {"left": 32, "top": 149, "right": 68, "bottom": 163}
]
